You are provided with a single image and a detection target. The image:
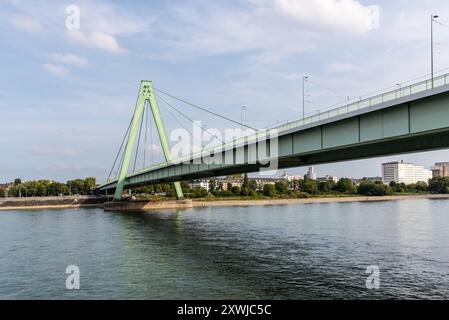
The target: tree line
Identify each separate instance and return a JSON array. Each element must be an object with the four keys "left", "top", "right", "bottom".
[
  {"left": 131, "top": 175, "right": 449, "bottom": 199},
  {"left": 0, "top": 177, "right": 96, "bottom": 197}
]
